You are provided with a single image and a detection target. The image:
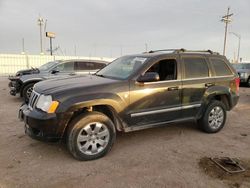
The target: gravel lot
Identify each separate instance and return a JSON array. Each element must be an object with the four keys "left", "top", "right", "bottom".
[{"left": 0, "top": 76, "right": 250, "bottom": 188}]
